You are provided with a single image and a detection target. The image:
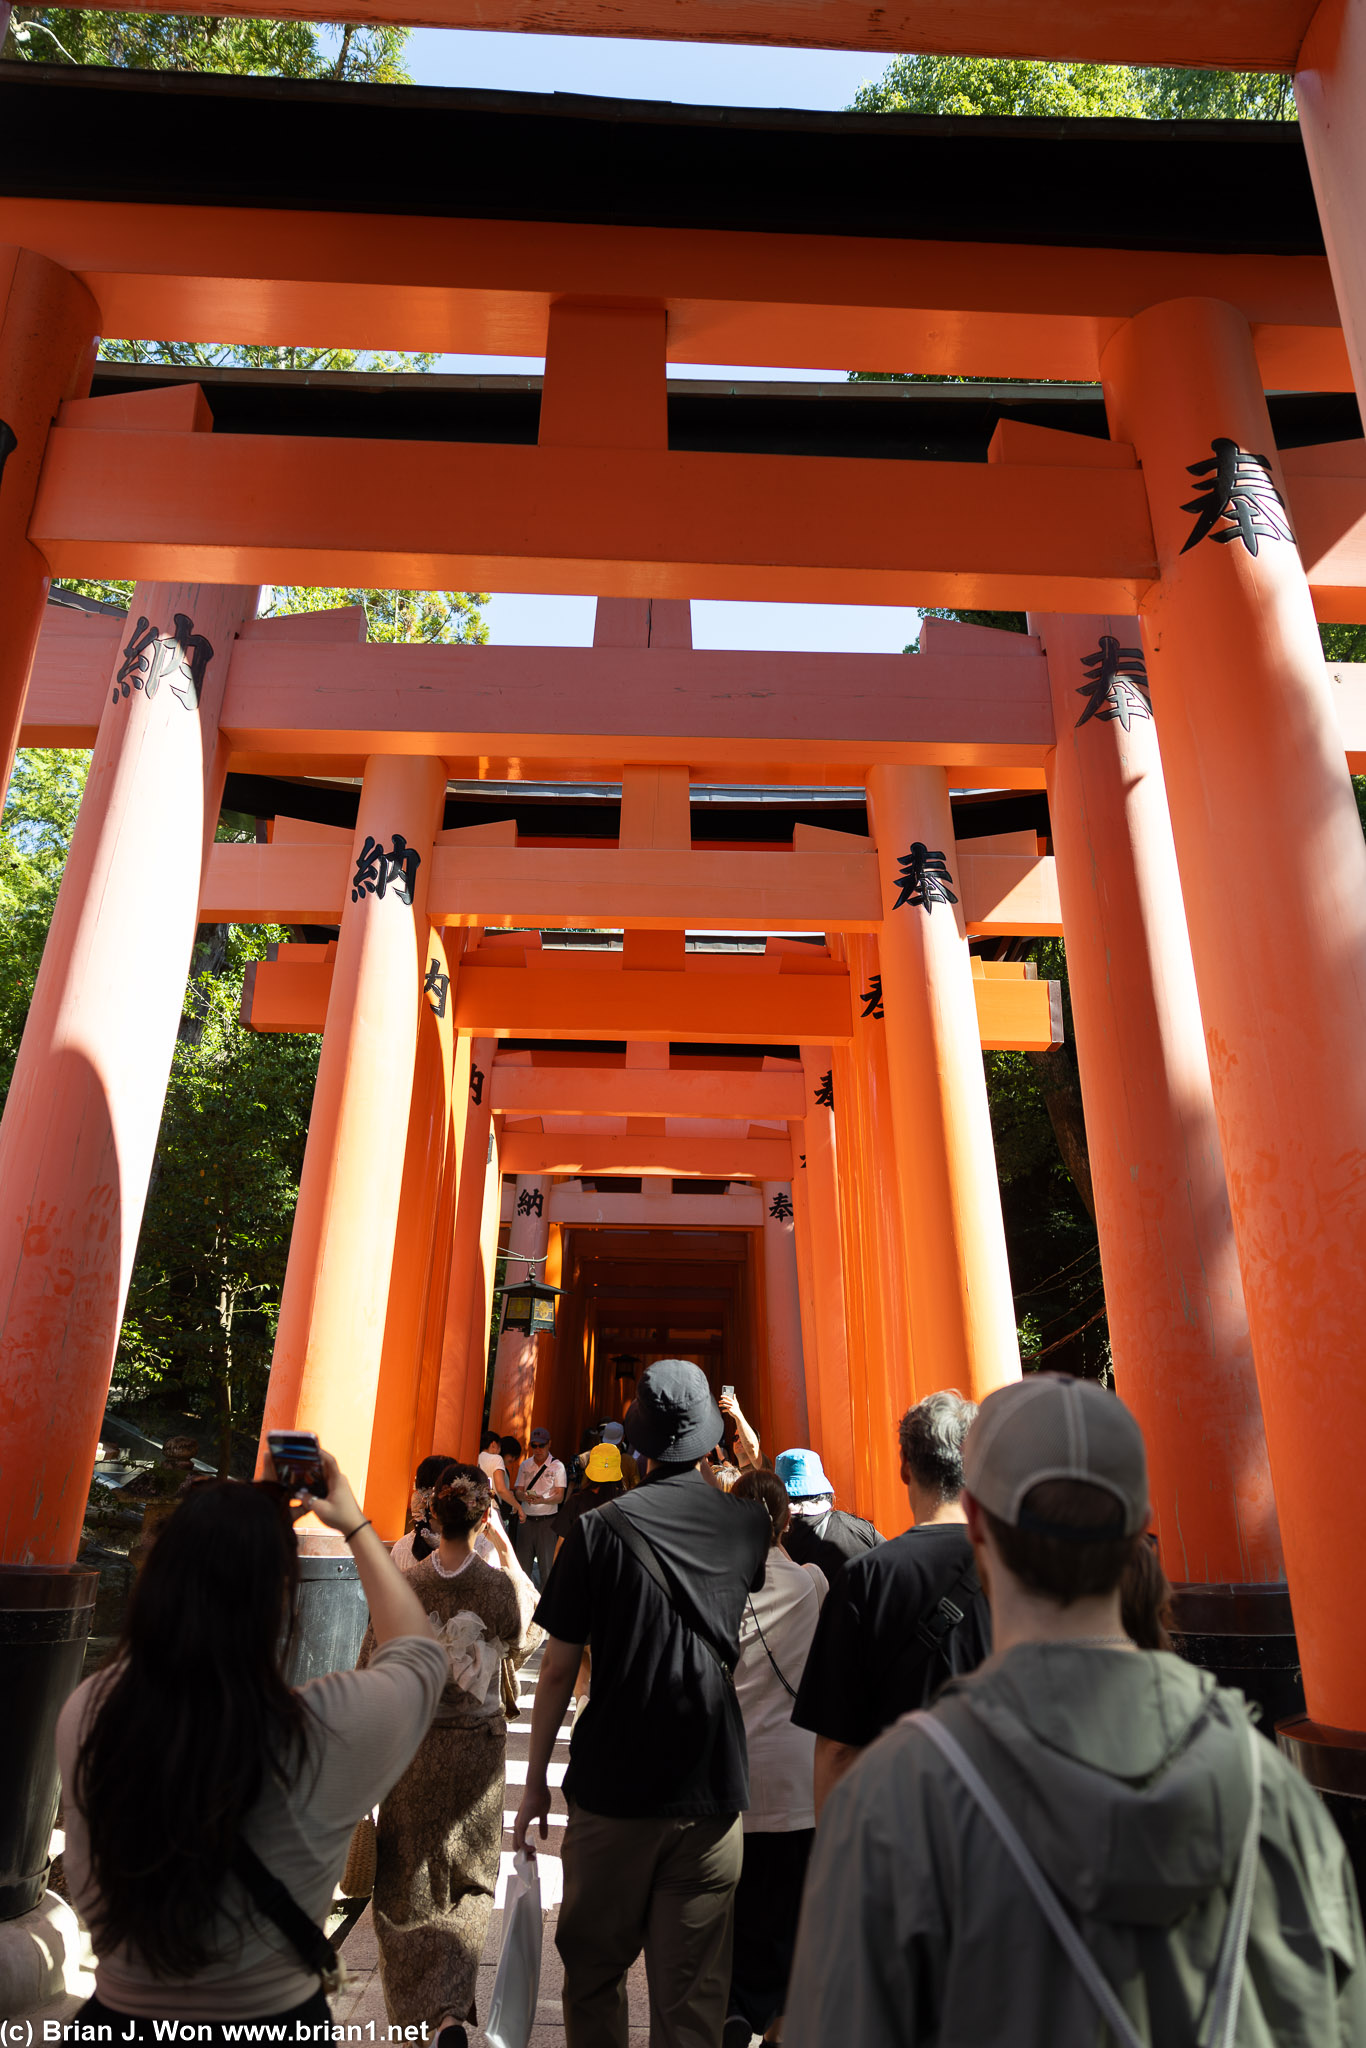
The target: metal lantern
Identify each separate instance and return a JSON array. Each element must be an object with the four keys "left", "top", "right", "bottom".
[
  {"left": 501, "top": 1278, "right": 564, "bottom": 1336},
  {"left": 612, "top": 1353, "right": 640, "bottom": 1383}
]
